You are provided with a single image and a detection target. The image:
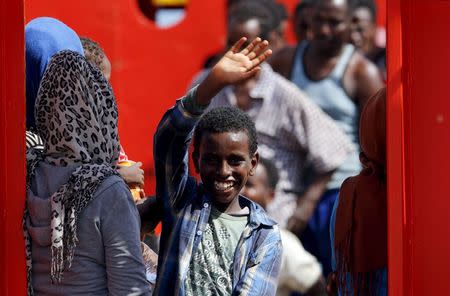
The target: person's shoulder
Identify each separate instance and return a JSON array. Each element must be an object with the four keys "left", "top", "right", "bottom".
[
  {"left": 269, "top": 67, "right": 304, "bottom": 95},
  {"left": 254, "top": 218, "right": 282, "bottom": 250},
  {"left": 349, "top": 50, "right": 381, "bottom": 81},
  {"left": 268, "top": 45, "right": 296, "bottom": 64},
  {"left": 95, "top": 174, "right": 132, "bottom": 202},
  {"left": 266, "top": 67, "right": 313, "bottom": 109},
  {"left": 267, "top": 45, "right": 297, "bottom": 79},
  {"left": 280, "top": 228, "right": 302, "bottom": 247},
  {"left": 345, "top": 47, "right": 384, "bottom": 102},
  {"left": 269, "top": 45, "right": 297, "bottom": 61},
  {"left": 83, "top": 174, "right": 137, "bottom": 221},
  {"left": 244, "top": 196, "right": 279, "bottom": 232},
  {"left": 279, "top": 229, "right": 312, "bottom": 260}
]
